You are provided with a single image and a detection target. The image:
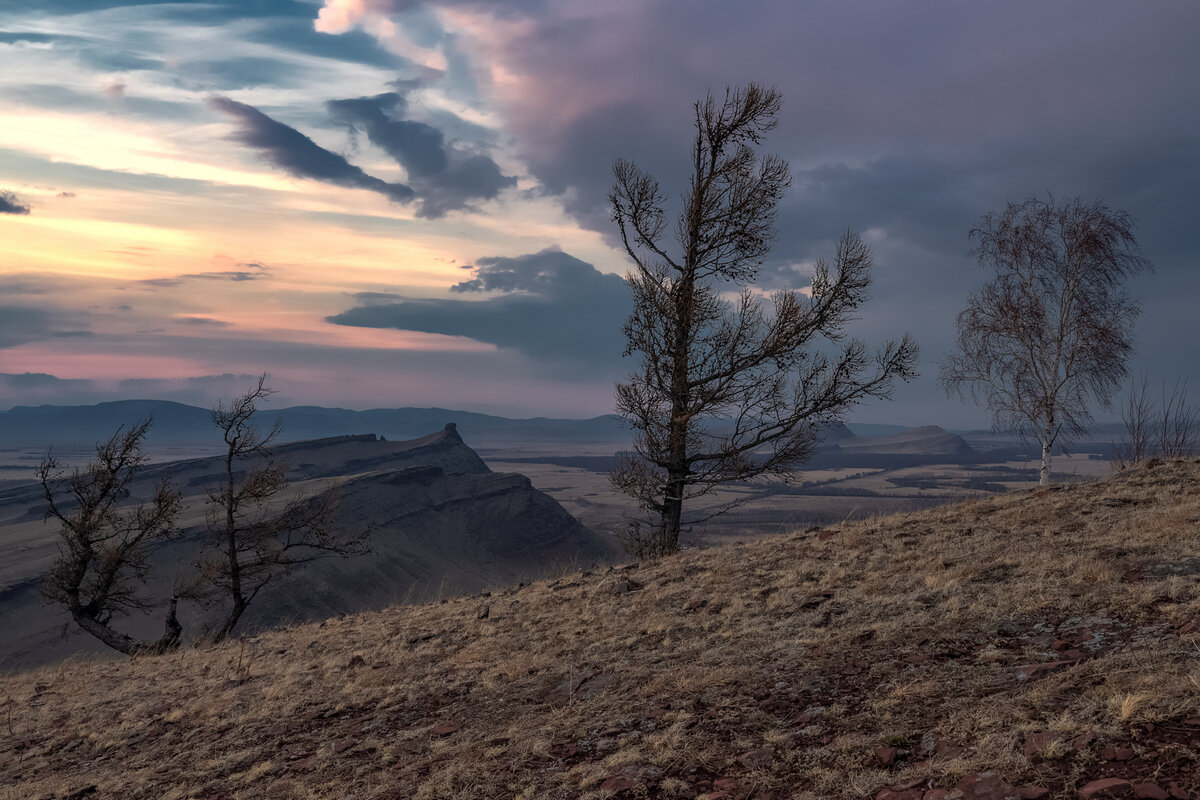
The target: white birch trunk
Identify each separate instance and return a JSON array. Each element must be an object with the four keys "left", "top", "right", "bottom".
[{"left": 1039, "top": 427, "right": 1053, "bottom": 486}]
